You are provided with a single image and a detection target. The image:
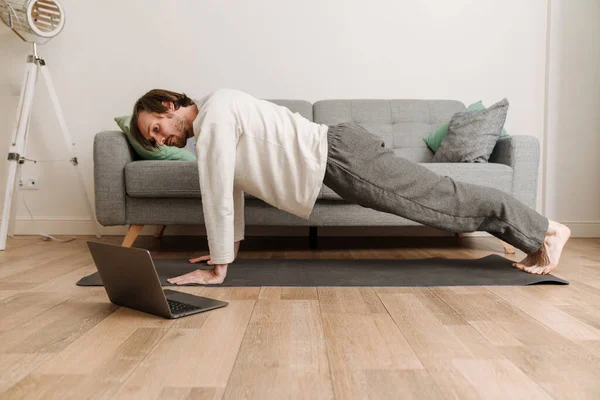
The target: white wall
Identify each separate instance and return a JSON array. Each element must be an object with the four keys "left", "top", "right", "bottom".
[
  {"left": 0, "top": 0, "right": 597, "bottom": 237},
  {"left": 544, "top": 0, "right": 600, "bottom": 236}
]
